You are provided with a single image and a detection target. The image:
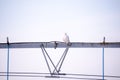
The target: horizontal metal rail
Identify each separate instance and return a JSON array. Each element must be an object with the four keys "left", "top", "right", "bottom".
[{"left": 0, "top": 42, "right": 120, "bottom": 48}]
